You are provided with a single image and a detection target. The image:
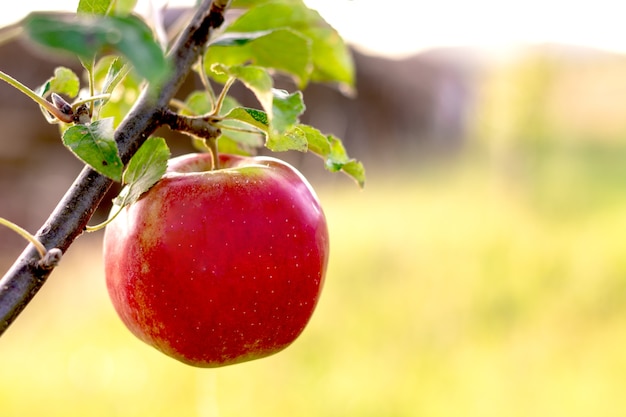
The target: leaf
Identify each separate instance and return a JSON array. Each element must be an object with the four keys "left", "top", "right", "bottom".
[
  {"left": 339, "top": 160, "right": 366, "bottom": 188},
  {"left": 271, "top": 89, "right": 304, "bottom": 134},
  {"left": 115, "top": 137, "right": 170, "bottom": 206},
  {"left": 307, "top": 26, "right": 355, "bottom": 91},
  {"left": 183, "top": 91, "right": 215, "bottom": 115},
  {"left": 62, "top": 118, "right": 123, "bottom": 181},
  {"left": 211, "top": 64, "right": 273, "bottom": 115},
  {"left": 297, "top": 123, "right": 329, "bottom": 155},
  {"left": 211, "top": 64, "right": 305, "bottom": 138},
  {"left": 207, "top": 29, "right": 312, "bottom": 88},
  {"left": 222, "top": 107, "right": 269, "bottom": 131},
  {"left": 224, "top": 0, "right": 354, "bottom": 91},
  {"left": 266, "top": 125, "right": 307, "bottom": 152},
  {"left": 101, "top": 57, "right": 128, "bottom": 95},
  {"left": 24, "top": 13, "right": 170, "bottom": 85},
  {"left": 231, "top": 0, "right": 277, "bottom": 7},
  {"left": 93, "top": 55, "right": 140, "bottom": 124},
  {"left": 215, "top": 136, "right": 250, "bottom": 155},
  {"left": 218, "top": 124, "right": 265, "bottom": 155},
  {"left": 220, "top": 89, "right": 305, "bottom": 153},
  {"left": 297, "top": 124, "right": 366, "bottom": 187},
  {"left": 77, "top": 0, "right": 112, "bottom": 15},
  {"left": 209, "top": 30, "right": 274, "bottom": 47},
  {"left": 109, "top": 0, "right": 137, "bottom": 15},
  {"left": 49, "top": 67, "right": 80, "bottom": 98}
]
